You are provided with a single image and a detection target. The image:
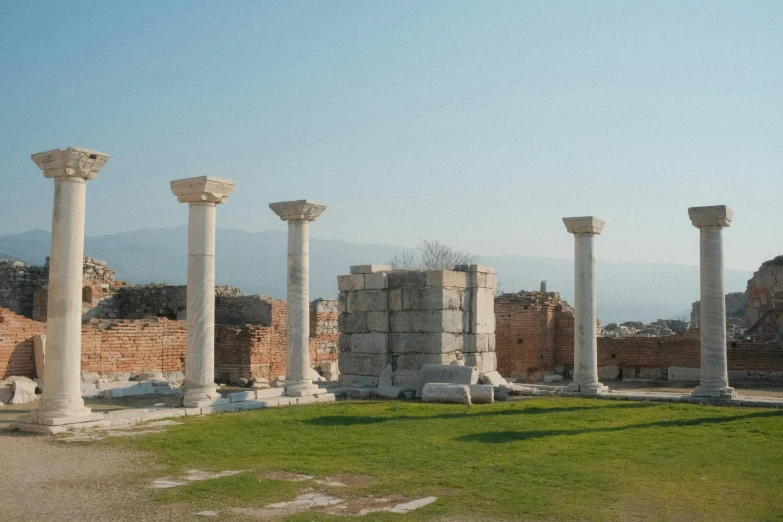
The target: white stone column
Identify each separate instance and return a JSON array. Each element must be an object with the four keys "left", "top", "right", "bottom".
[
  {"left": 563, "top": 216, "right": 608, "bottom": 394},
  {"left": 22, "top": 147, "right": 109, "bottom": 428},
  {"left": 689, "top": 205, "right": 736, "bottom": 399},
  {"left": 171, "top": 177, "right": 236, "bottom": 408},
  {"left": 269, "top": 200, "right": 327, "bottom": 397}
]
